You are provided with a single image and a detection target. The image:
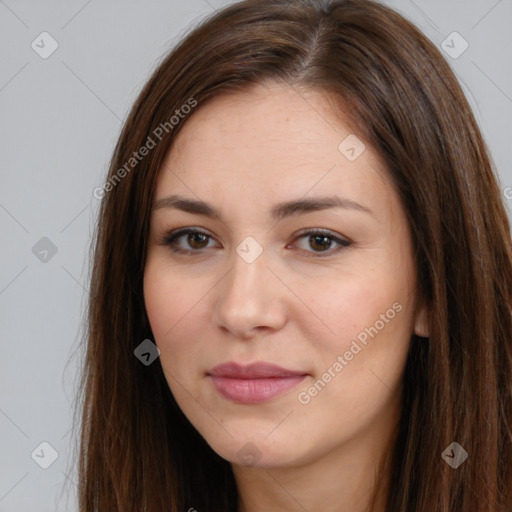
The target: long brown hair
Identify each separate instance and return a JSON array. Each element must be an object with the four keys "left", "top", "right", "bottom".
[{"left": 74, "top": 0, "right": 512, "bottom": 510}]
